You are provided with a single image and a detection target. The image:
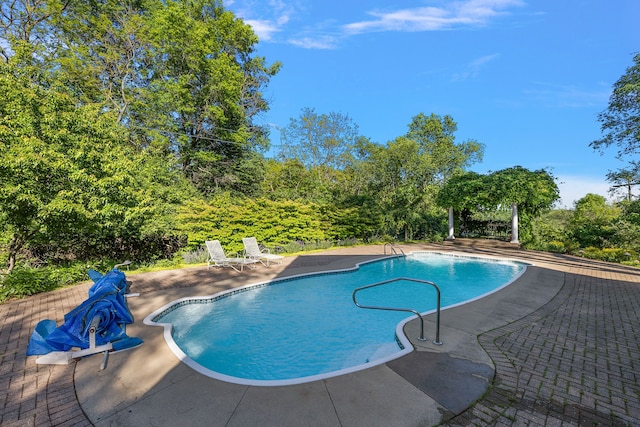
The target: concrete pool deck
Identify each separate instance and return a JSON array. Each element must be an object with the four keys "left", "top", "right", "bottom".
[{"left": 2, "top": 240, "right": 640, "bottom": 426}]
